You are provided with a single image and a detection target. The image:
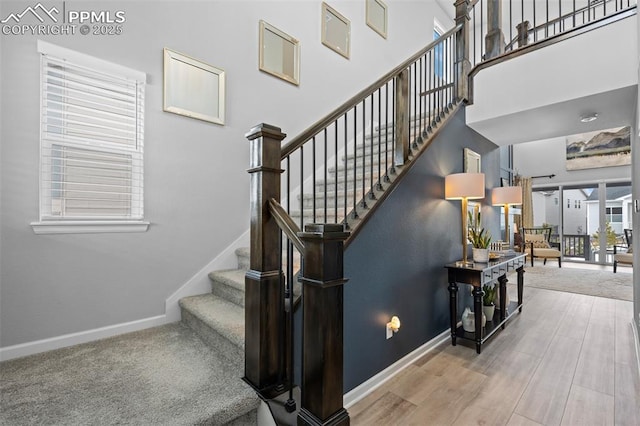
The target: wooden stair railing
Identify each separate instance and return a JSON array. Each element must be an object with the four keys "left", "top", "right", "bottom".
[{"left": 244, "top": 4, "right": 474, "bottom": 425}]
